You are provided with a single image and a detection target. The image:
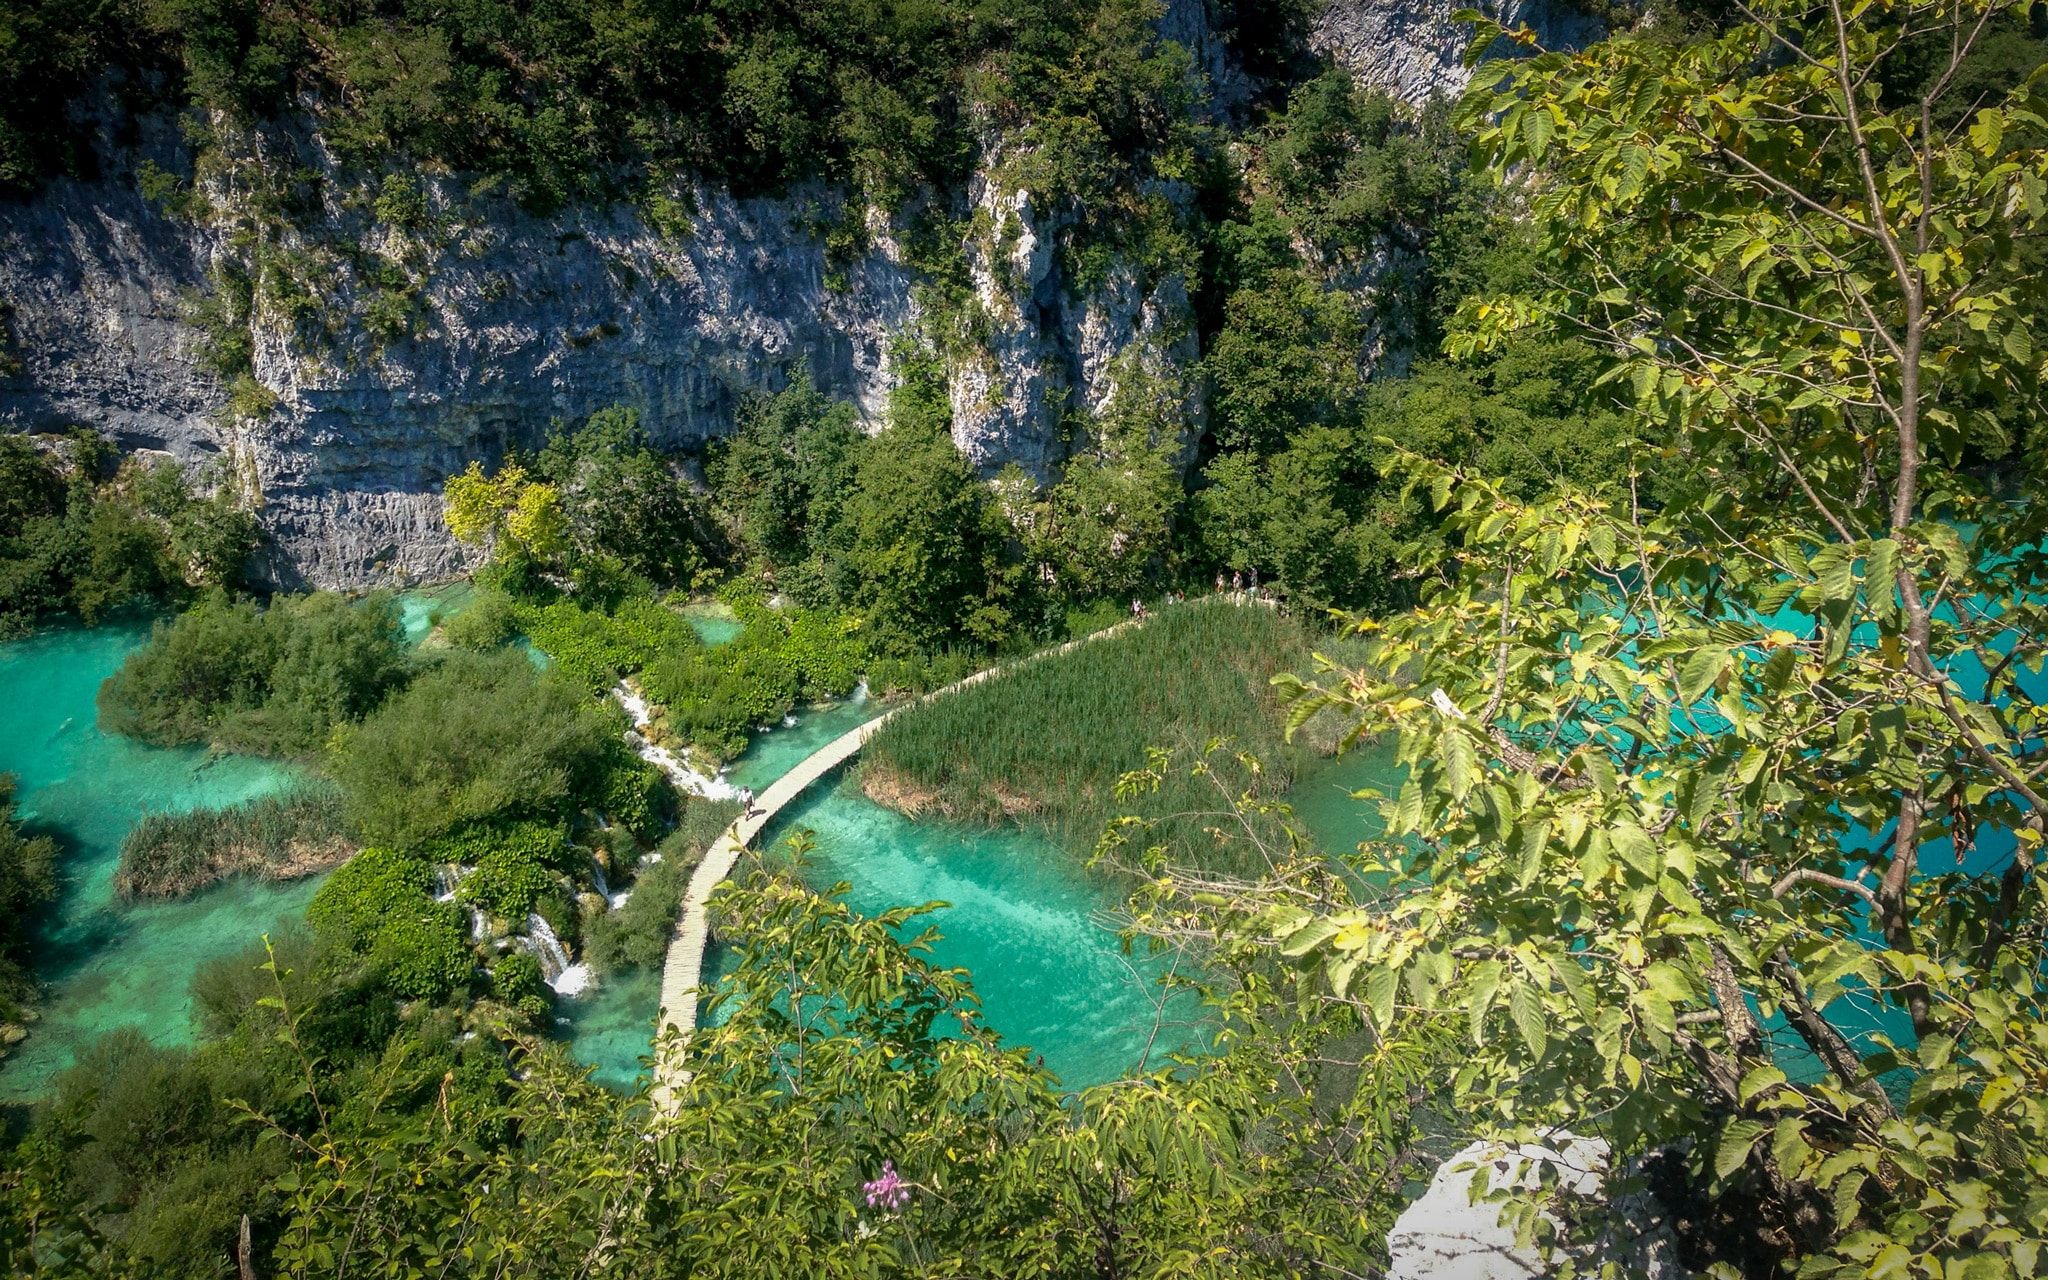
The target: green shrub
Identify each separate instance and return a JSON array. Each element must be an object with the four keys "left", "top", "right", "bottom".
[
  {"left": 490, "top": 951, "right": 551, "bottom": 1019},
  {"left": 96, "top": 590, "right": 410, "bottom": 757},
  {"left": 1, "top": 440, "right": 260, "bottom": 635},
  {"left": 441, "top": 586, "right": 517, "bottom": 650},
  {"left": 327, "top": 650, "right": 624, "bottom": 847},
  {"left": 417, "top": 819, "right": 570, "bottom": 872},
  {"left": 516, "top": 596, "right": 701, "bottom": 691},
  {"left": 367, "top": 910, "right": 475, "bottom": 1001},
  {"left": 583, "top": 856, "right": 687, "bottom": 973},
  {"left": 598, "top": 753, "right": 674, "bottom": 842},
  {"left": 0, "top": 774, "right": 58, "bottom": 1021},
  {"left": 95, "top": 593, "right": 274, "bottom": 746},
  {"left": 310, "top": 846, "right": 473, "bottom": 1002},
  {"left": 309, "top": 846, "right": 434, "bottom": 947},
  {"left": 458, "top": 846, "right": 560, "bottom": 920},
  {"left": 673, "top": 796, "right": 743, "bottom": 863},
  {"left": 36, "top": 1030, "right": 286, "bottom": 1280}
]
